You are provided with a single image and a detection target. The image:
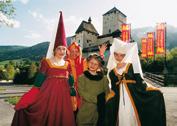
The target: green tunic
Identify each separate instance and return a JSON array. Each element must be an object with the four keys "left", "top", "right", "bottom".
[{"left": 76, "top": 71, "right": 109, "bottom": 126}]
